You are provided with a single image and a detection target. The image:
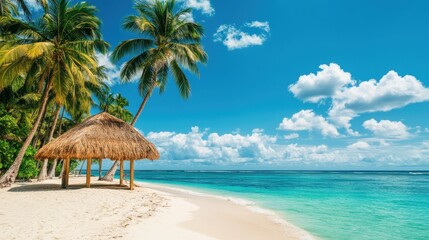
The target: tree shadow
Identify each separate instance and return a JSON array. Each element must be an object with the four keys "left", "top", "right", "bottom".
[{"left": 7, "top": 182, "right": 132, "bottom": 192}]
